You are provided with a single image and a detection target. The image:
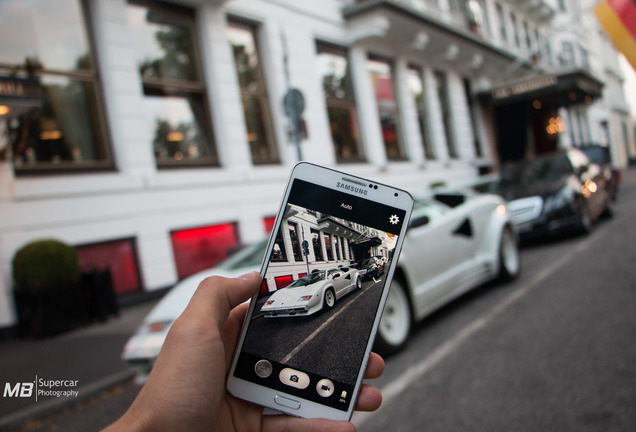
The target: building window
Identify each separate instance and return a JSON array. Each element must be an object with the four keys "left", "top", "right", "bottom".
[
  {"left": 228, "top": 19, "right": 279, "bottom": 165},
  {"left": 434, "top": 70, "right": 457, "bottom": 159},
  {"left": 311, "top": 229, "right": 324, "bottom": 261},
  {"left": 263, "top": 216, "right": 276, "bottom": 233},
  {"left": 496, "top": 3, "right": 507, "bottom": 42},
  {"left": 463, "top": 78, "right": 482, "bottom": 158},
  {"left": 0, "top": 0, "right": 112, "bottom": 174},
  {"left": 560, "top": 42, "right": 574, "bottom": 67},
  {"left": 558, "top": 0, "right": 568, "bottom": 12},
  {"left": 406, "top": 65, "right": 434, "bottom": 160},
  {"left": 324, "top": 233, "right": 334, "bottom": 261},
  {"left": 127, "top": 1, "right": 217, "bottom": 167},
  {"left": 316, "top": 42, "right": 363, "bottom": 163},
  {"left": 271, "top": 229, "right": 287, "bottom": 262},
  {"left": 76, "top": 238, "right": 141, "bottom": 295},
  {"left": 170, "top": 222, "right": 239, "bottom": 280},
  {"left": 274, "top": 275, "right": 293, "bottom": 290},
  {"left": 288, "top": 222, "right": 303, "bottom": 262},
  {"left": 510, "top": 13, "right": 520, "bottom": 47},
  {"left": 367, "top": 56, "right": 404, "bottom": 161},
  {"left": 523, "top": 21, "right": 531, "bottom": 49}
]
